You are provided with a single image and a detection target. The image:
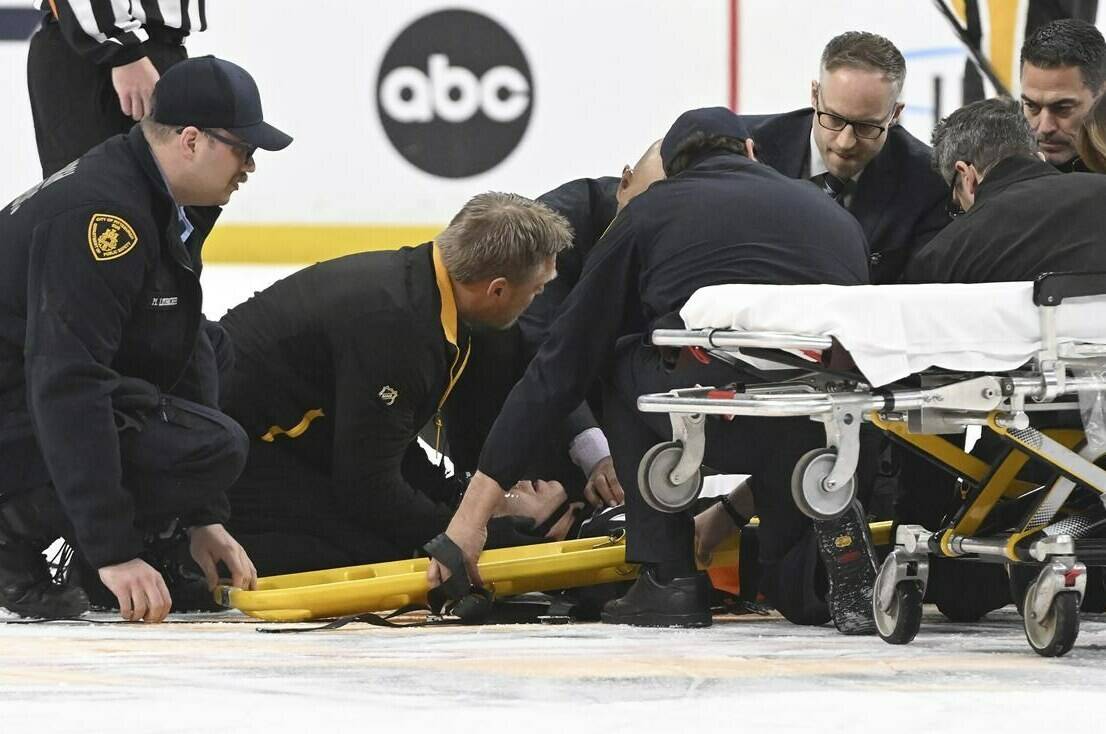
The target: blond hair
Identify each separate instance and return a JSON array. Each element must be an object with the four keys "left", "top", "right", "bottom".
[{"left": 437, "top": 192, "right": 573, "bottom": 284}]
